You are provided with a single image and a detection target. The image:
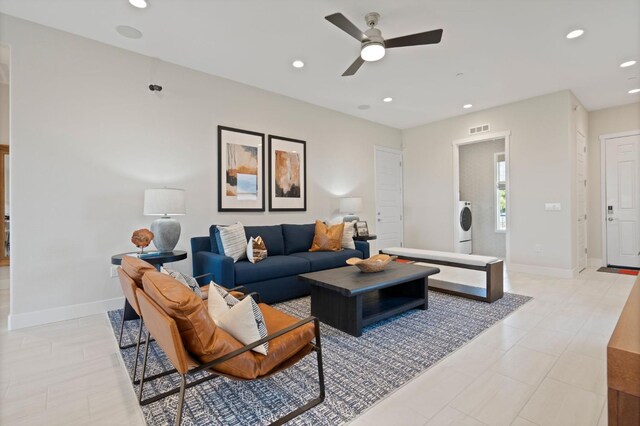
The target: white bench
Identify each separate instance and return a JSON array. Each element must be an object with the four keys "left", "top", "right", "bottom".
[{"left": 381, "top": 247, "right": 504, "bottom": 303}]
